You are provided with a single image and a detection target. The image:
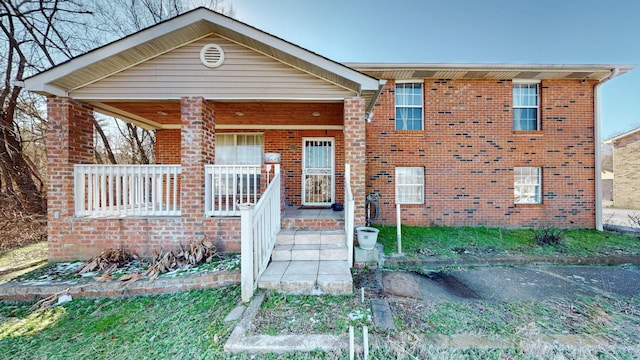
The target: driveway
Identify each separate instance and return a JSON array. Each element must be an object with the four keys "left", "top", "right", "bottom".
[{"left": 383, "top": 265, "right": 640, "bottom": 302}]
